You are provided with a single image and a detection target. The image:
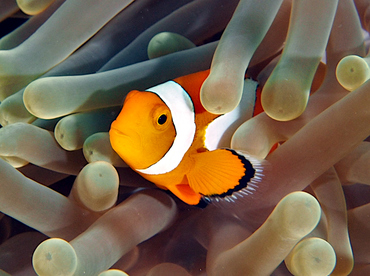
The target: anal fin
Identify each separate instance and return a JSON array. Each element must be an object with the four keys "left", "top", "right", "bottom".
[
  {"left": 187, "top": 149, "right": 263, "bottom": 202},
  {"left": 167, "top": 184, "right": 202, "bottom": 206}
]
